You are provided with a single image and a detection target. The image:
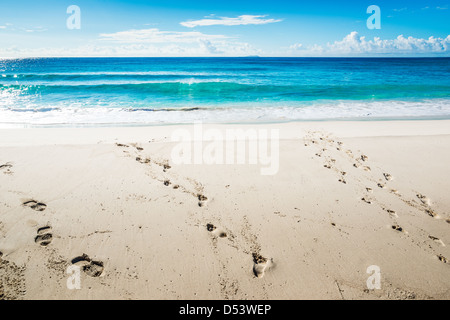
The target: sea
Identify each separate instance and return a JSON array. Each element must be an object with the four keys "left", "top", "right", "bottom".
[{"left": 0, "top": 57, "right": 449, "bottom": 127}]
